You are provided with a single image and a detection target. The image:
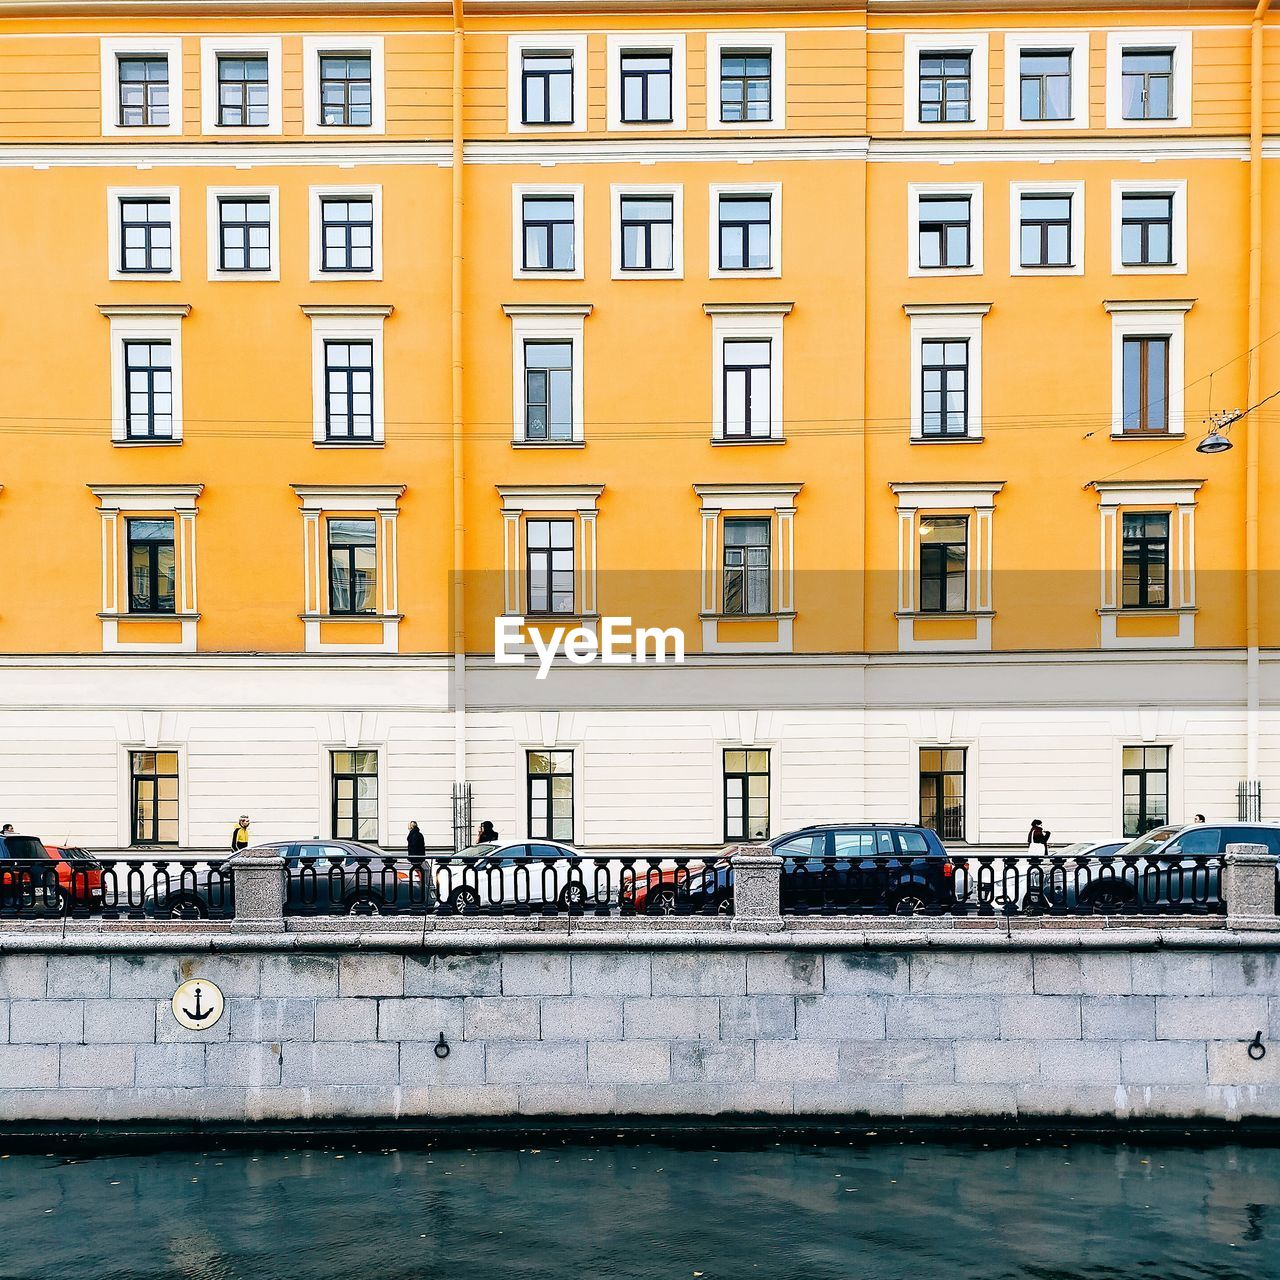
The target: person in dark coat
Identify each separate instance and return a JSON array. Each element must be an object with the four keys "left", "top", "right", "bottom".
[
  {"left": 477, "top": 820, "right": 499, "bottom": 844},
  {"left": 1027, "top": 819, "right": 1050, "bottom": 854},
  {"left": 406, "top": 820, "right": 426, "bottom": 858}
]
